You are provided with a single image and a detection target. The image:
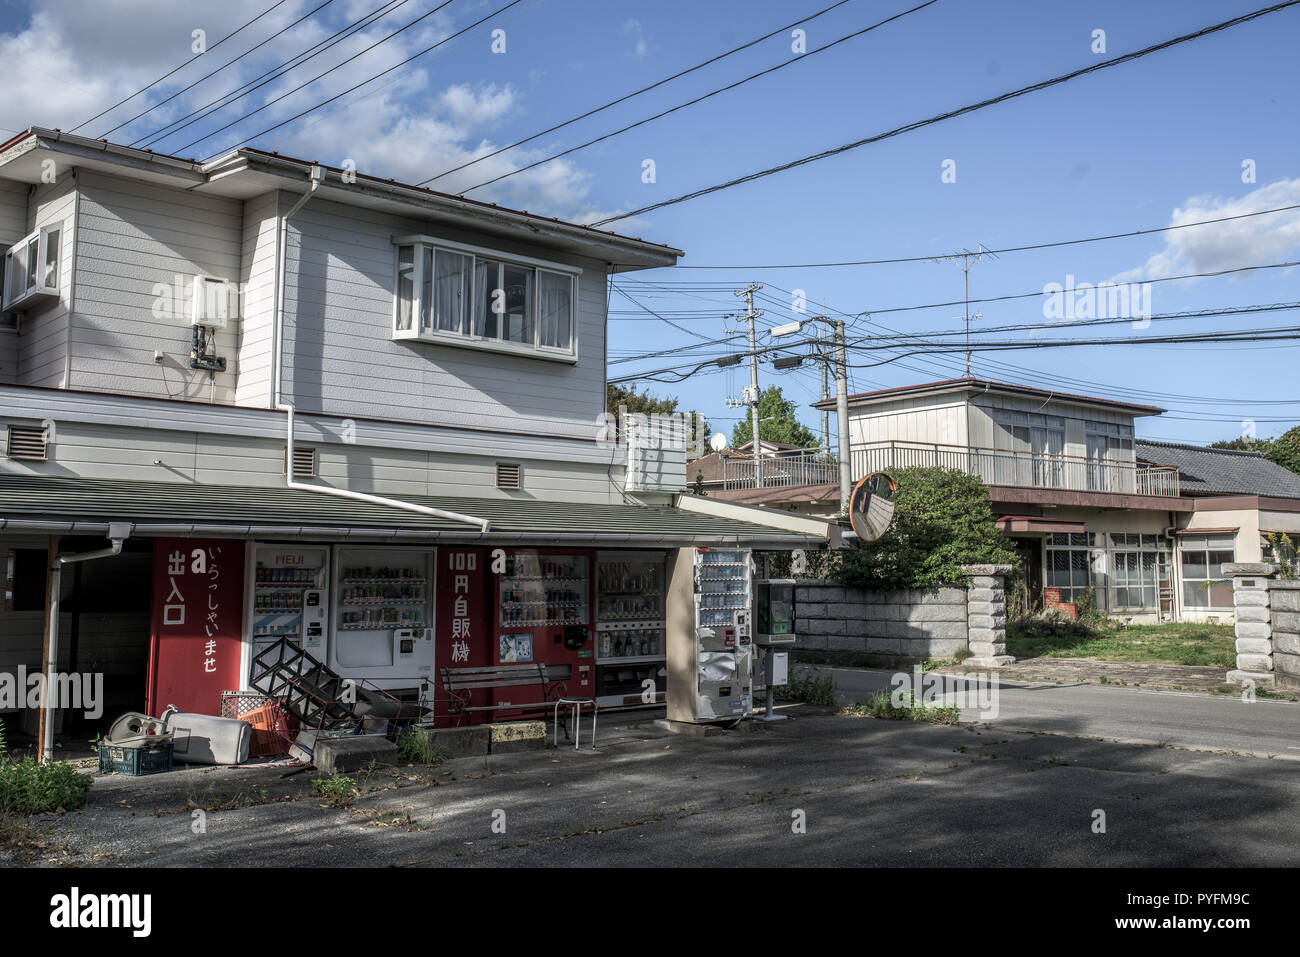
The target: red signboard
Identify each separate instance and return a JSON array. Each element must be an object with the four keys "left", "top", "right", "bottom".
[
  {"left": 432, "top": 547, "right": 490, "bottom": 726},
  {"left": 146, "top": 539, "right": 246, "bottom": 716}
]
